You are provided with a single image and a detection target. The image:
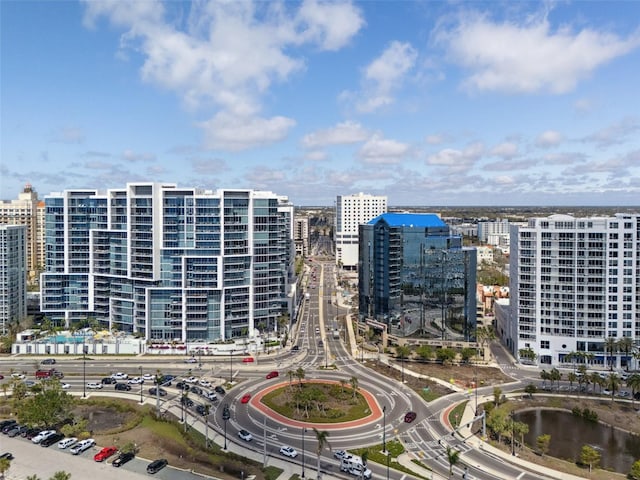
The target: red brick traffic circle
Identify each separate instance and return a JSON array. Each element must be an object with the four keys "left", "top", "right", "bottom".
[{"left": 250, "top": 379, "right": 383, "bottom": 430}]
